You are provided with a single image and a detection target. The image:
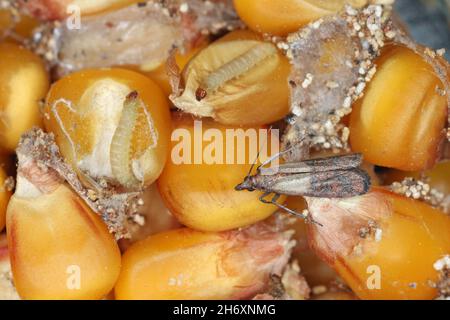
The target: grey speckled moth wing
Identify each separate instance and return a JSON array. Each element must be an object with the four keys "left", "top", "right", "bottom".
[
  {"left": 261, "top": 168, "right": 371, "bottom": 198},
  {"left": 259, "top": 153, "right": 363, "bottom": 175}
]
